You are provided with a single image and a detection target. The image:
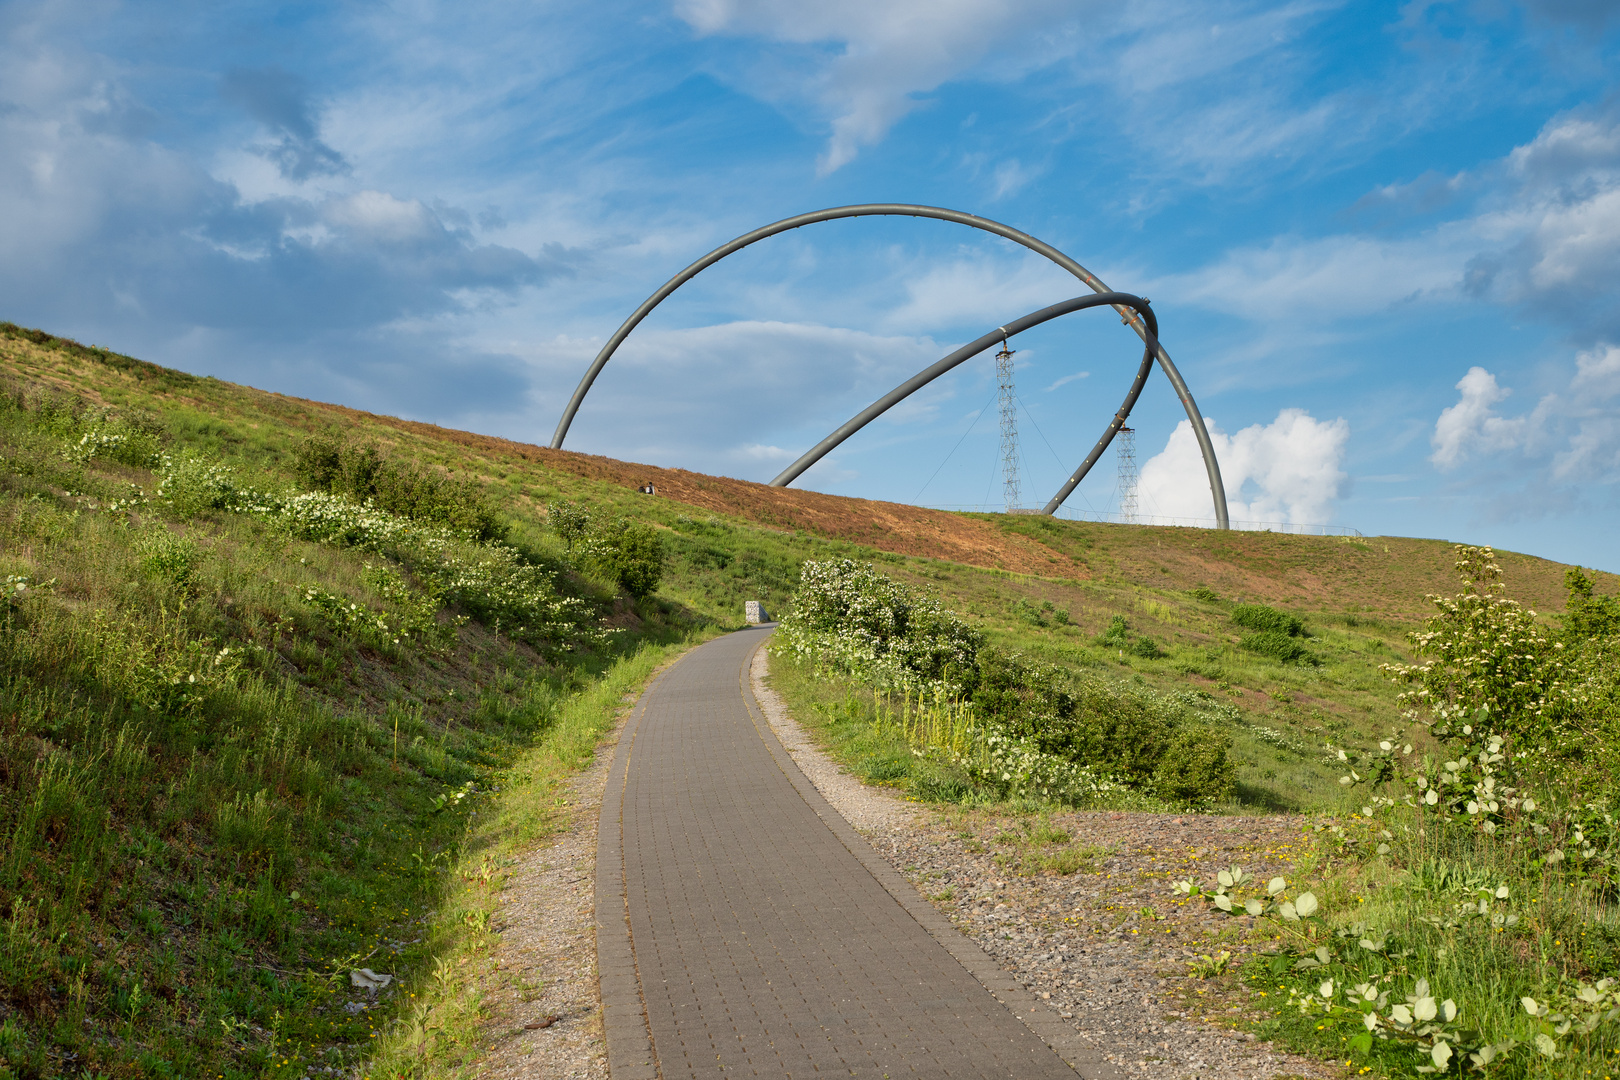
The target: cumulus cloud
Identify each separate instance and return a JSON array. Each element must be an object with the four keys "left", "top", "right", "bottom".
[
  {"left": 0, "top": 36, "right": 568, "bottom": 374},
  {"left": 1429, "top": 349, "right": 1620, "bottom": 486},
  {"left": 1138, "top": 409, "right": 1350, "bottom": 526},
  {"left": 1430, "top": 367, "right": 1529, "bottom": 468}
]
